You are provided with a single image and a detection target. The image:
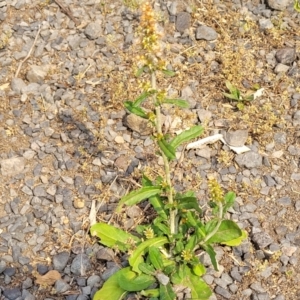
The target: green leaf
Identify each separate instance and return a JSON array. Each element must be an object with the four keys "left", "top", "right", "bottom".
[
  {"left": 237, "top": 102, "right": 245, "bottom": 110},
  {"left": 93, "top": 270, "right": 128, "bottom": 300},
  {"left": 170, "top": 125, "right": 204, "bottom": 149},
  {"left": 149, "top": 195, "right": 168, "bottom": 220},
  {"left": 142, "top": 174, "right": 153, "bottom": 186},
  {"left": 138, "top": 263, "right": 156, "bottom": 275},
  {"left": 185, "top": 235, "right": 198, "bottom": 251},
  {"left": 205, "top": 220, "right": 242, "bottom": 244},
  {"left": 129, "top": 237, "right": 168, "bottom": 273},
  {"left": 90, "top": 223, "right": 140, "bottom": 252},
  {"left": 161, "top": 98, "right": 189, "bottom": 108},
  {"left": 171, "top": 265, "right": 212, "bottom": 299},
  {"left": 117, "top": 186, "right": 162, "bottom": 212},
  {"left": 205, "top": 219, "right": 219, "bottom": 235},
  {"left": 294, "top": 0, "right": 300, "bottom": 12},
  {"left": 222, "top": 229, "right": 248, "bottom": 246},
  {"left": 141, "top": 289, "right": 160, "bottom": 298},
  {"left": 153, "top": 218, "right": 170, "bottom": 235},
  {"left": 149, "top": 246, "right": 164, "bottom": 270},
  {"left": 124, "top": 101, "right": 148, "bottom": 118},
  {"left": 159, "top": 283, "right": 176, "bottom": 300},
  {"left": 223, "top": 92, "right": 239, "bottom": 101},
  {"left": 157, "top": 139, "right": 176, "bottom": 160},
  {"left": 223, "top": 191, "right": 236, "bottom": 214},
  {"left": 192, "top": 263, "right": 206, "bottom": 276},
  {"left": 135, "top": 67, "right": 144, "bottom": 77},
  {"left": 162, "top": 69, "right": 176, "bottom": 77},
  {"left": 177, "top": 197, "right": 202, "bottom": 213},
  {"left": 133, "top": 91, "right": 152, "bottom": 107},
  {"left": 201, "top": 244, "right": 218, "bottom": 271},
  {"left": 117, "top": 267, "right": 155, "bottom": 292}
]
